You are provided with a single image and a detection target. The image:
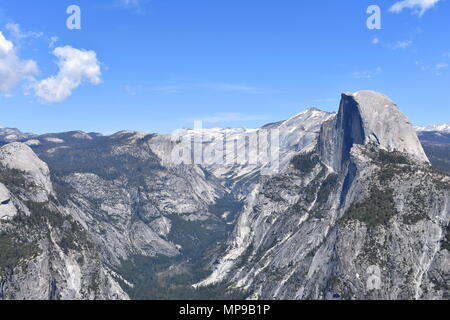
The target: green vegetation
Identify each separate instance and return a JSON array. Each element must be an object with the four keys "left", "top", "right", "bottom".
[
  {"left": 208, "top": 193, "right": 244, "bottom": 223},
  {"left": 343, "top": 187, "right": 398, "bottom": 228},
  {"left": 423, "top": 144, "right": 450, "bottom": 175},
  {"left": 51, "top": 177, "right": 77, "bottom": 206},
  {"left": 168, "top": 215, "right": 229, "bottom": 260},
  {"left": 0, "top": 233, "right": 40, "bottom": 274},
  {"left": 34, "top": 136, "right": 162, "bottom": 181},
  {"left": 316, "top": 173, "right": 339, "bottom": 204},
  {"left": 376, "top": 149, "right": 409, "bottom": 165},
  {"left": 302, "top": 167, "right": 327, "bottom": 204},
  {"left": 13, "top": 201, "right": 92, "bottom": 254},
  {"left": 291, "top": 152, "right": 320, "bottom": 173},
  {"left": 116, "top": 254, "right": 247, "bottom": 300},
  {"left": 0, "top": 168, "right": 33, "bottom": 192},
  {"left": 441, "top": 223, "right": 450, "bottom": 251},
  {"left": 115, "top": 194, "right": 244, "bottom": 299},
  {"left": 402, "top": 214, "right": 427, "bottom": 225}
]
